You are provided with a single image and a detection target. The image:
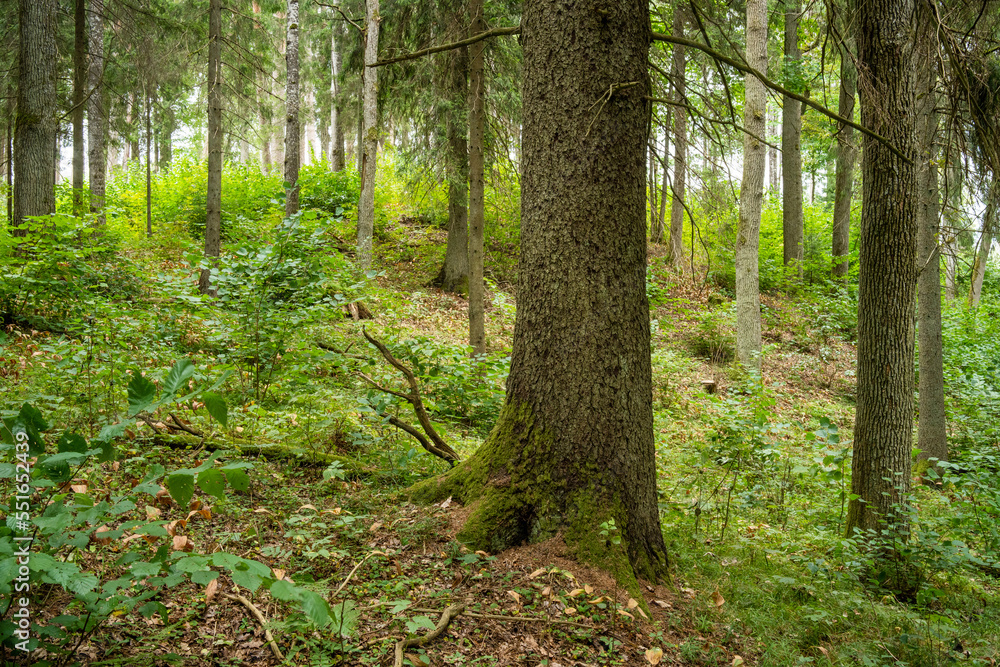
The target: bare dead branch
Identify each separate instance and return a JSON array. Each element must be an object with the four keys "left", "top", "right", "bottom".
[{"left": 373, "top": 26, "right": 521, "bottom": 68}]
